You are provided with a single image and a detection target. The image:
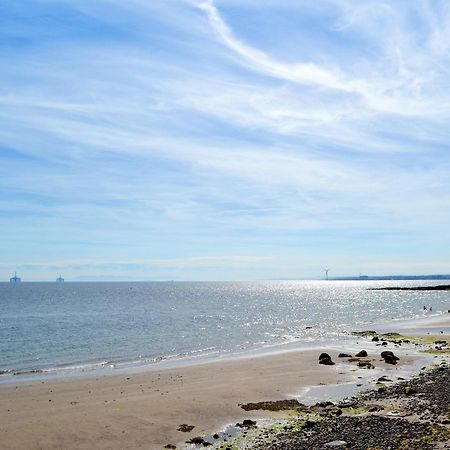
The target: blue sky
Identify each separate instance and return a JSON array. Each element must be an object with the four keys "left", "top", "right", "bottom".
[{"left": 1, "top": 0, "right": 450, "bottom": 281}]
